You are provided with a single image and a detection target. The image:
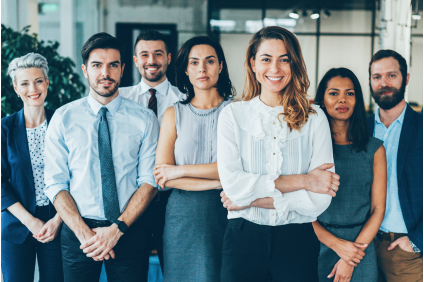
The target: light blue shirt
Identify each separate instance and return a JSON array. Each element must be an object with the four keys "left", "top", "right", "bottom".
[
  {"left": 44, "top": 94, "right": 159, "bottom": 220},
  {"left": 374, "top": 104, "right": 408, "bottom": 233}
]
